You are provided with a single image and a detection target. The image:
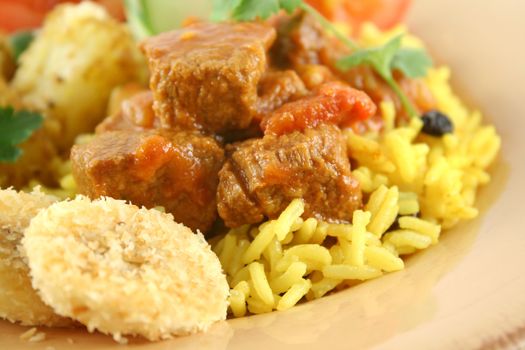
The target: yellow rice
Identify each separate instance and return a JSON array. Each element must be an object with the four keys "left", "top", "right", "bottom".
[{"left": 211, "top": 25, "right": 501, "bottom": 317}]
